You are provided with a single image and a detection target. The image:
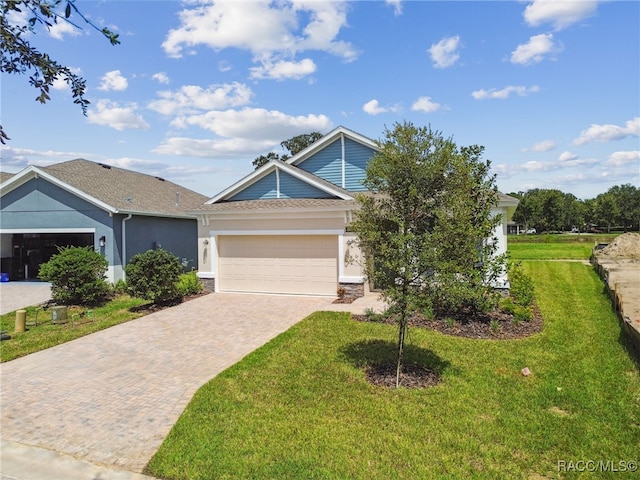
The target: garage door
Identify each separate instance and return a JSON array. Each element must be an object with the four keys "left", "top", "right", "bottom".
[{"left": 218, "top": 235, "right": 338, "bottom": 295}]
